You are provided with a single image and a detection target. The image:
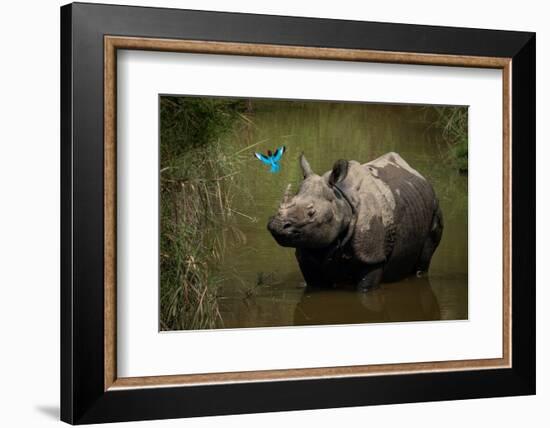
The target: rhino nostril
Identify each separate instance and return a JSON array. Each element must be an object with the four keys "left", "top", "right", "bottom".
[{"left": 282, "top": 222, "right": 292, "bottom": 229}]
